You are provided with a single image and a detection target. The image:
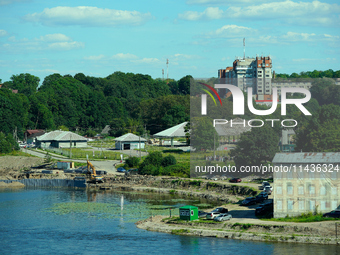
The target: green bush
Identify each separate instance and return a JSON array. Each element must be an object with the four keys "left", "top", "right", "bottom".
[
  {"left": 161, "top": 155, "right": 177, "bottom": 167},
  {"left": 162, "top": 162, "right": 190, "bottom": 177},
  {"left": 0, "top": 132, "right": 19, "bottom": 153},
  {"left": 125, "top": 156, "right": 140, "bottom": 167}
]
